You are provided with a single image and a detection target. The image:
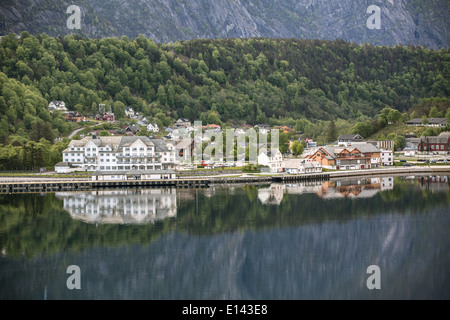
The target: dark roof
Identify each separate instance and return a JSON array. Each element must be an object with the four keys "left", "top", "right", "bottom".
[
  {"left": 407, "top": 118, "right": 447, "bottom": 124},
  {"left": 337, "top": 134, "right": 364, "bottom": 140}
]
